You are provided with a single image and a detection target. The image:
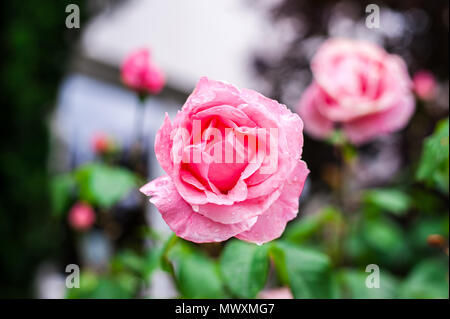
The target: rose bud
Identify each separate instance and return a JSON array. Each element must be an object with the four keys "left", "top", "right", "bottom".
[
  {"left": 140, "top": 77, "right": 309, "bottom": 244},
  {"left": 68, "top": 202, "right": 96, "bottom": 231},
  {"left": 297, "top": 38, "right": 415, "bottom": 145},
  {"left": 121, "top": 48, "right": 165, "bottom": 94},
  {"left": 427, "top": 234, "right": 445, "bottom": 248},
  {"left": 413, "top": 70, "right": 437, "bottom": 101},
  {"left": 91, "top": 132, "right": 111, "bottom": 154}
]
